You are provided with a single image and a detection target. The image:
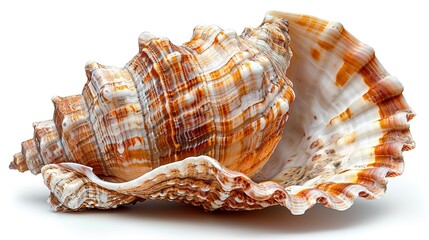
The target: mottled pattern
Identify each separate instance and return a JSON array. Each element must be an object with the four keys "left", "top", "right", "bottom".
[
  {"left": 12, "top": 12, "right": 415, "bottom": 214},
  {"left": 44, "top": 165, "right": 139, "bottom": 211},
  {"left": 256, "top": 12, "right": 415, "bottom": 189},
  {"left": 11, "top": 19, "right": 294, "bottom": 181},
  {"left": 83, "top": 63, "right": 151, "bottom": 180},
  {"left": 125, "top": 20, "right": 293, "bottom": 177},
  {"left": 53, "top": 95, "right": 105, "bottom": 174},
  {"left": 42, "top": 156, "right": 391, "bottom": 214}
]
